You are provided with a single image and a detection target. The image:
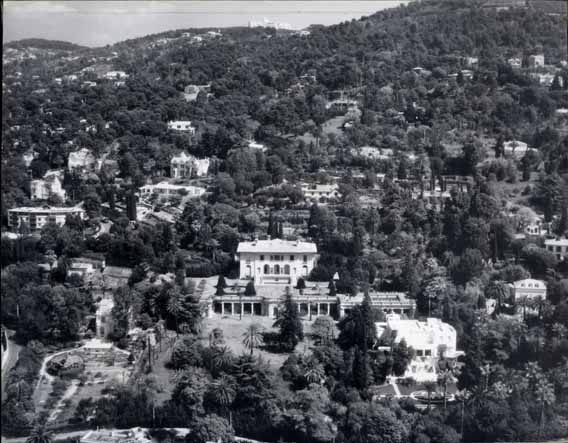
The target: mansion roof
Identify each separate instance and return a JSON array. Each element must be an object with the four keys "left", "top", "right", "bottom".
[{"left": 237, "top": 239, "right": 317, "bottom": 254}]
